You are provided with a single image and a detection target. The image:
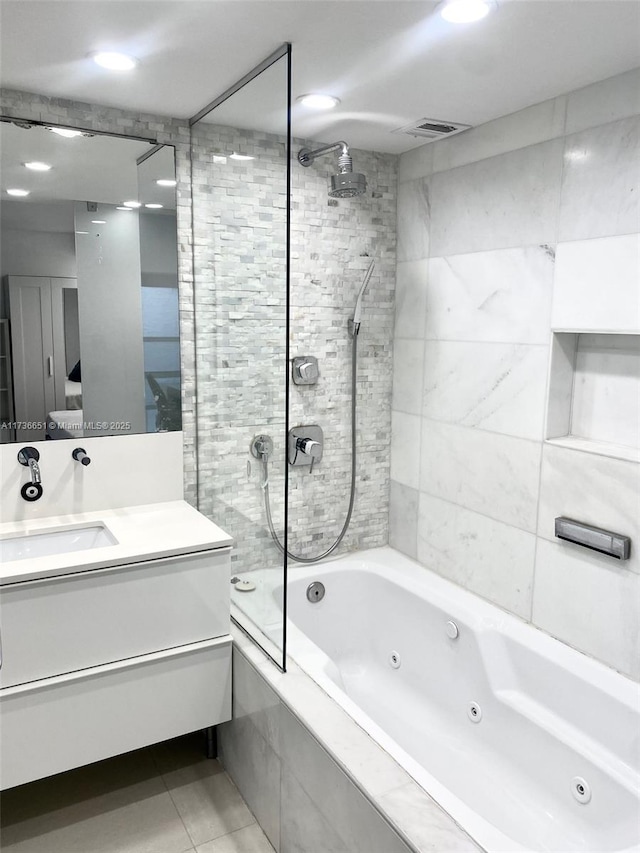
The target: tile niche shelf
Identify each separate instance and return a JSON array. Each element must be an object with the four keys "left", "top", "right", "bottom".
[{"left": 546, "top": 332, "right": 640, "bottom": 464}]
